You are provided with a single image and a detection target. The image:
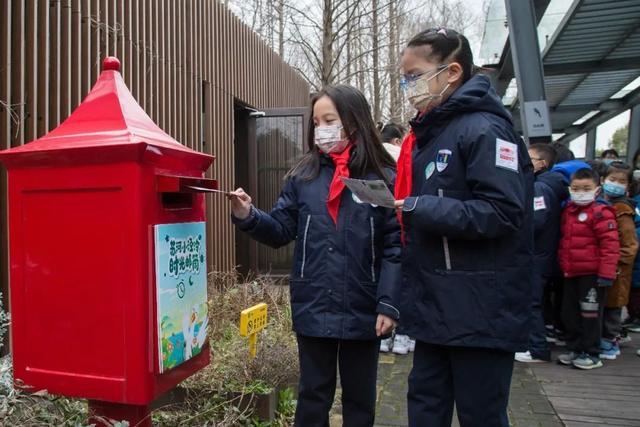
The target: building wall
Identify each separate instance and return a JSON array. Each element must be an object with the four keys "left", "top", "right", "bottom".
[{"left": 0, "top": 0, "right": 311, "bottom": 306}]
